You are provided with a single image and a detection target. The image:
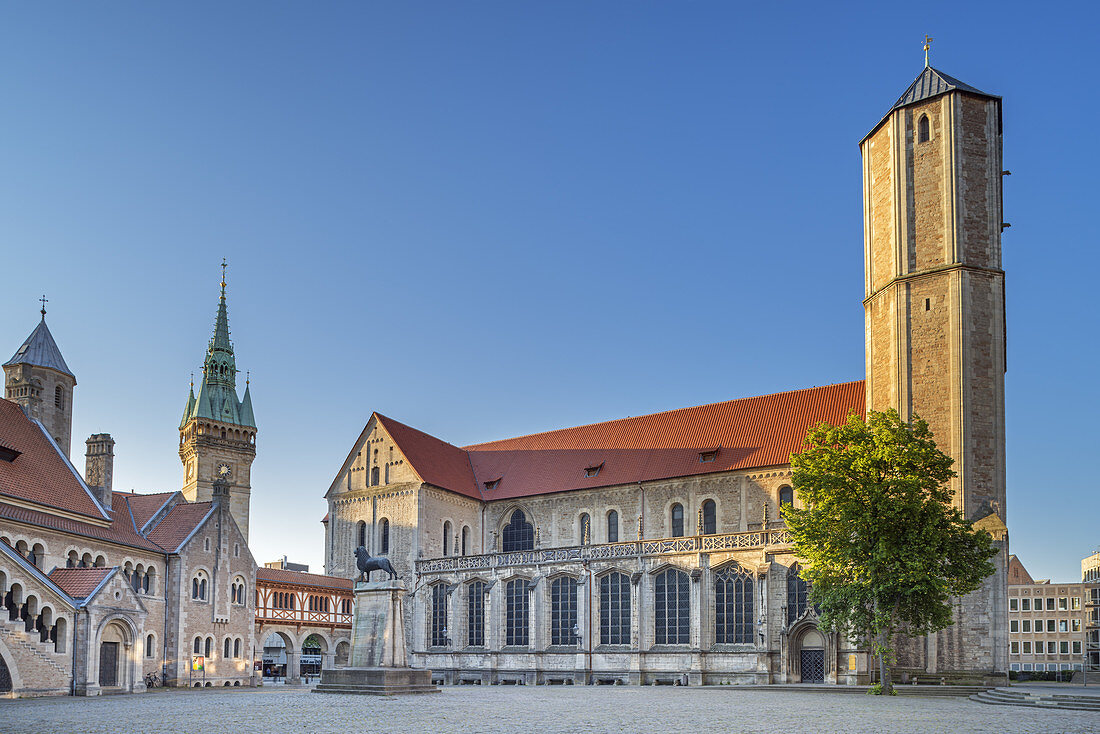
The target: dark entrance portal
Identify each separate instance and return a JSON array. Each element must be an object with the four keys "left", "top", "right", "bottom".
[
  {"left": 0, "top": 654, "right": 12, "bottom": 692},
  {"left": 99, "top": 641, "right": 119, "bottom": 687},
  {"left": 800, "top": 649, "right": 825, "bottom": 683}
]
